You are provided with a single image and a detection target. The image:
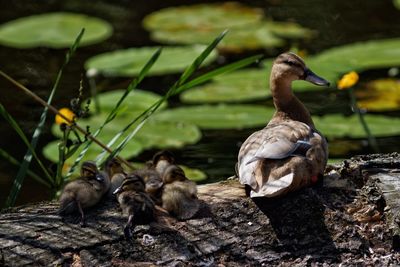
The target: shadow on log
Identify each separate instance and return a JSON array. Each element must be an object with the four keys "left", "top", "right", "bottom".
[{"left": 1, "top": 153, "right": 400, "bottom": 266}]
